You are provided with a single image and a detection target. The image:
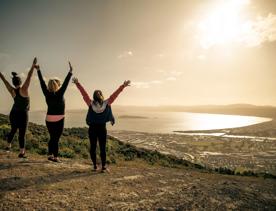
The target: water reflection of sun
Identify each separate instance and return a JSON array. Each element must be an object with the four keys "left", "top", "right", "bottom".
[{"left": 185, "top": 113, "right": 269, "bottom": 131}]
